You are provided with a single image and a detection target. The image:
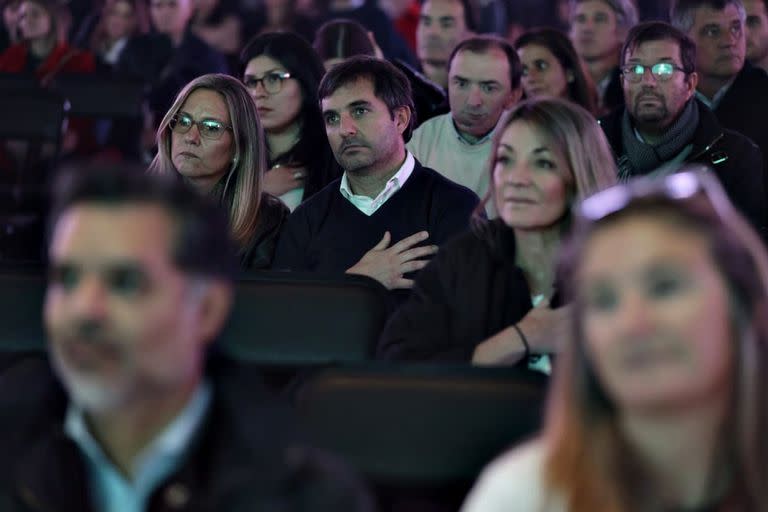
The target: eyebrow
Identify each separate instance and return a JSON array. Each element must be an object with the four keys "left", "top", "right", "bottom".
[
  {"left": 177, "top": 110, "right": 227, "bottom": 122},
  {"left": 497, "top": 144, "right": 551, "bottom": 154},
  {"left": 438, "top": 15, "right": 457, "bottom": 22},
  {"left": 626, "top": 56, "right": 676, "bottom": 63},
  {"left": 244, "top": 68, "right": 286, "bottom": 77},
  {"left": 452, "top": 74, "right": 503, "bottom": 85}
]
